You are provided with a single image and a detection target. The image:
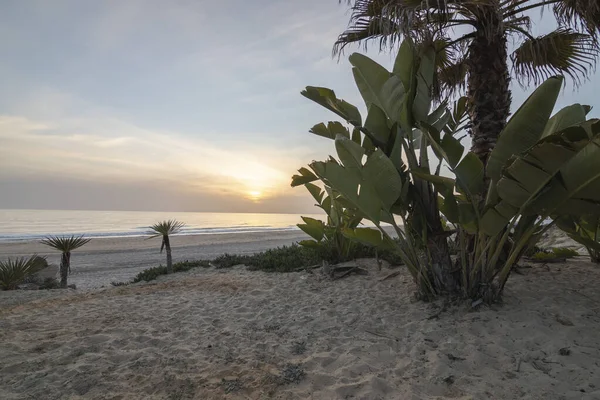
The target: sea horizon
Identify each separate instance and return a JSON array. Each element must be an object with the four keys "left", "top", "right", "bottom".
[{"left": 0, "top": 209, "right": 323, "bottom": 243}]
